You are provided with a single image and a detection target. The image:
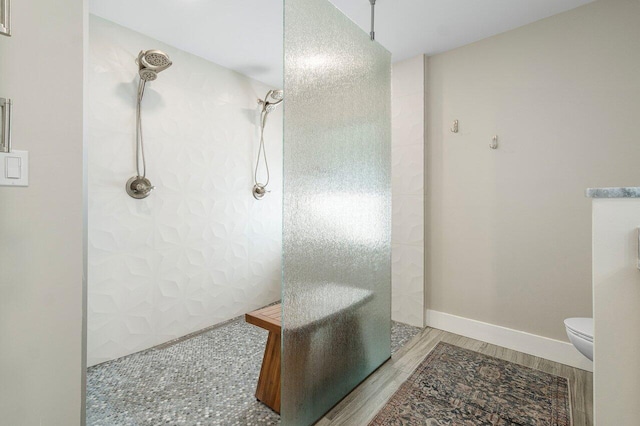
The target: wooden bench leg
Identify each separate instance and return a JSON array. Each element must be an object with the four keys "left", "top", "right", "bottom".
[{"left": 256, "top": 330, "right": 281, "bottom": 414}]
